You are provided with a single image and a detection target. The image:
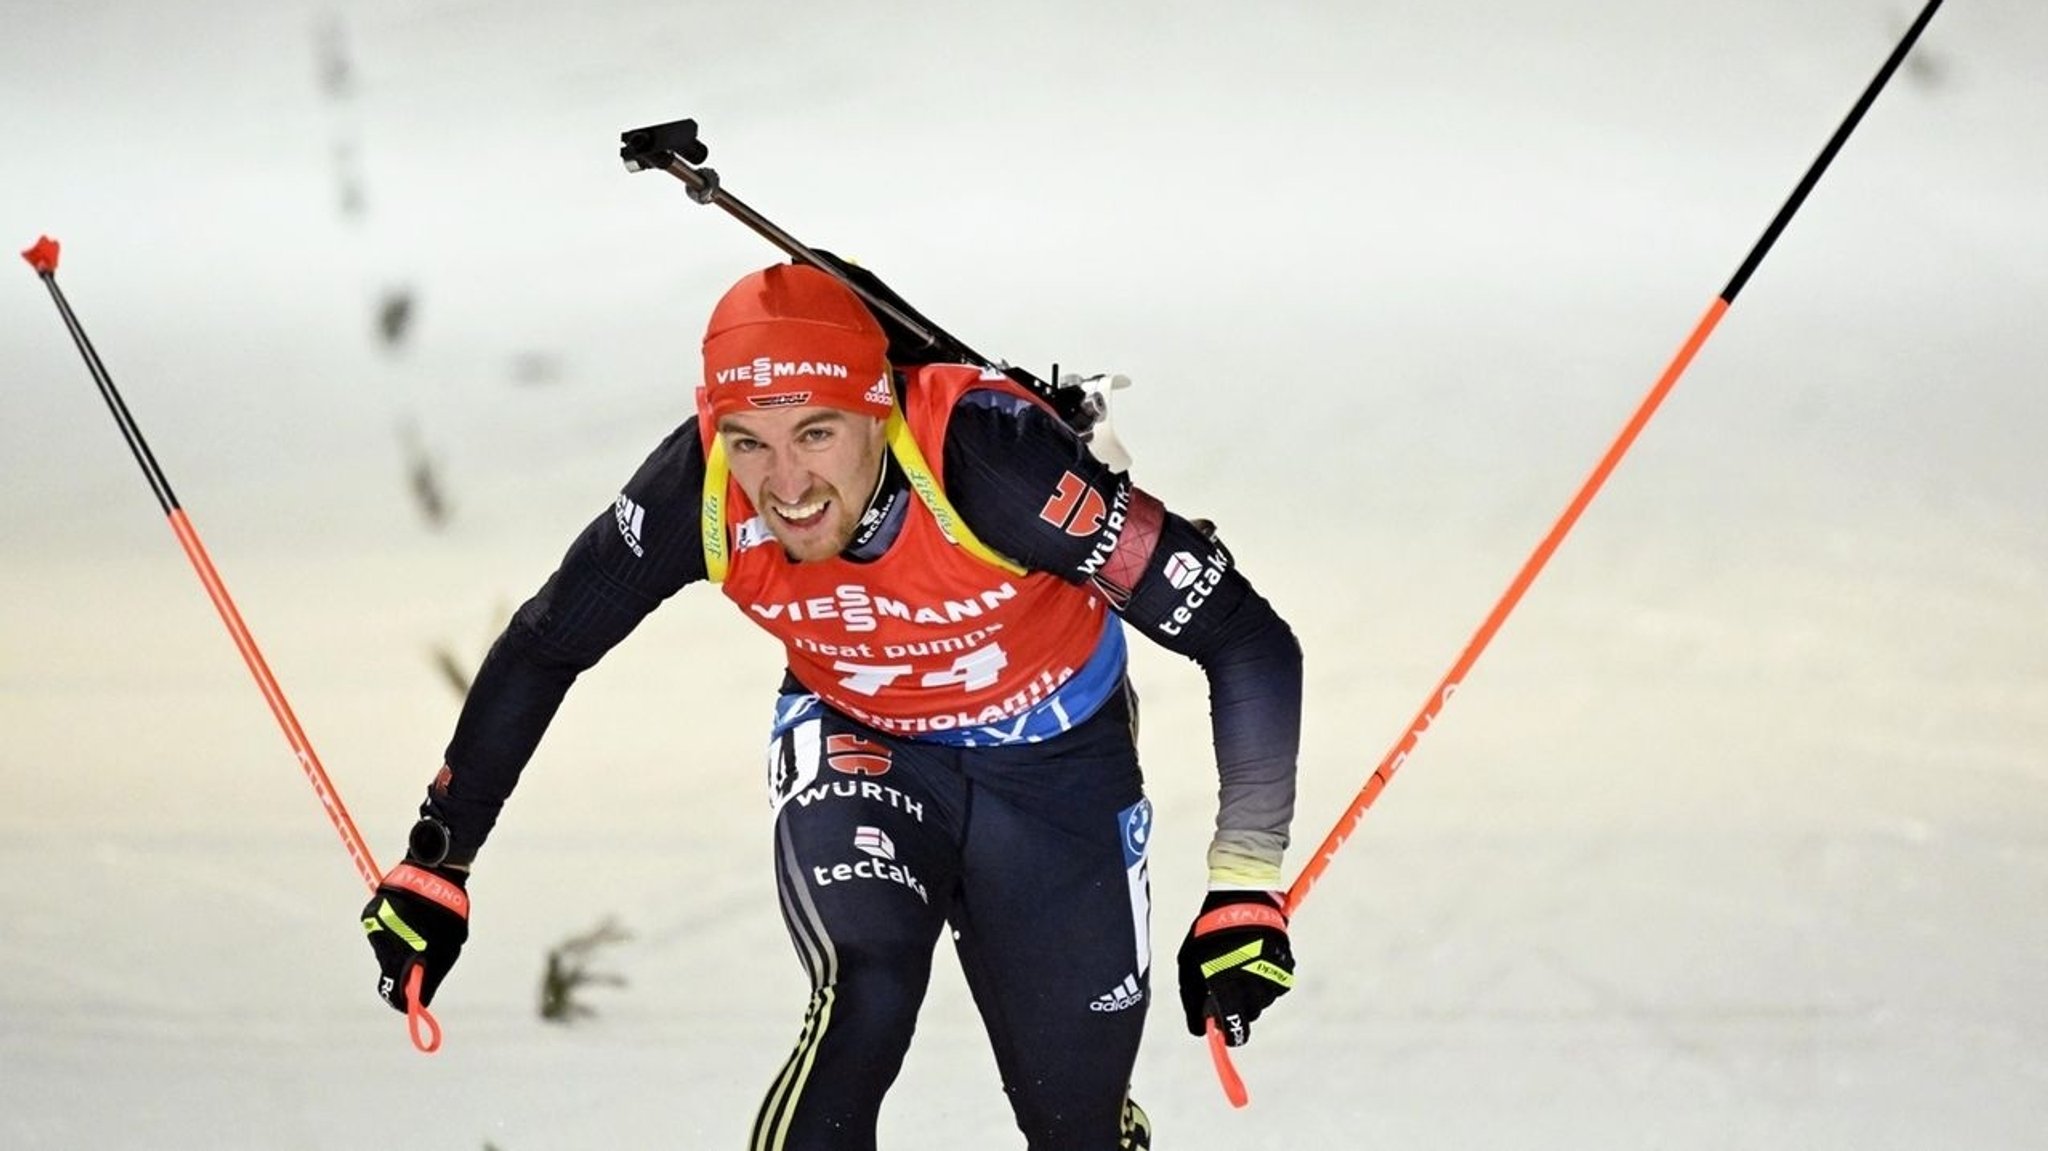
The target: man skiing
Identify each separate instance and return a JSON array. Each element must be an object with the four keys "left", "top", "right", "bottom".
[{"left": 360, "top": 262, "right": 1303, "bottom": 1149}]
